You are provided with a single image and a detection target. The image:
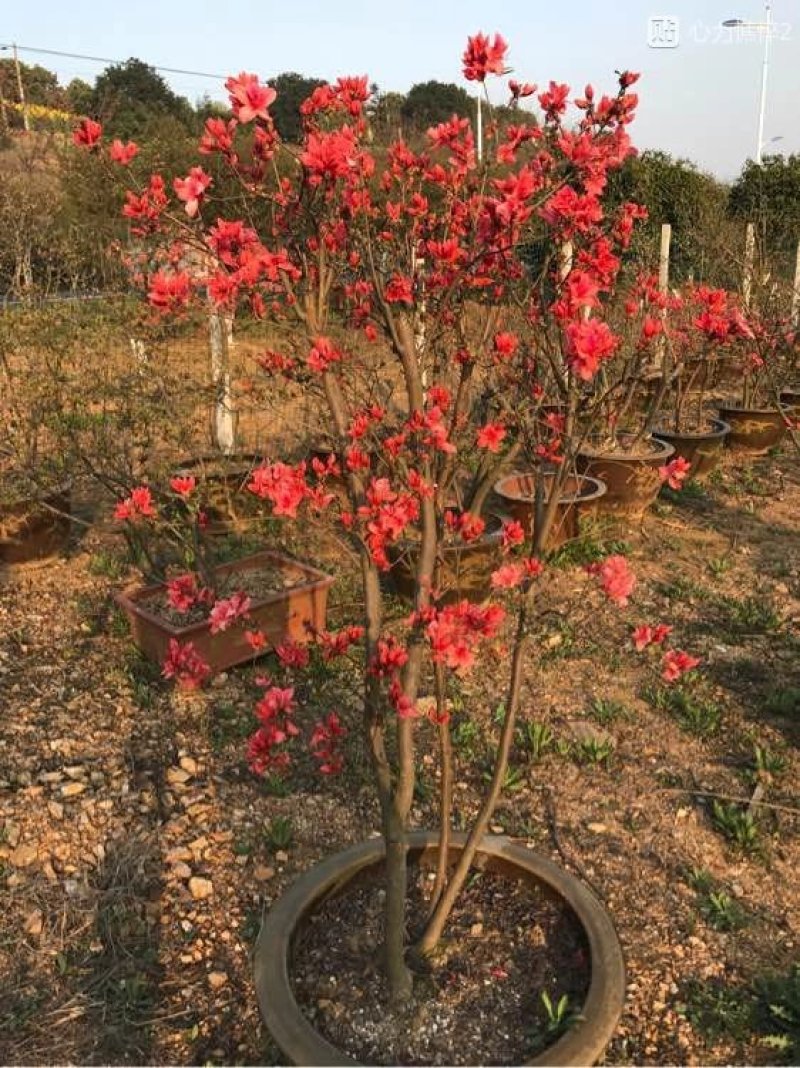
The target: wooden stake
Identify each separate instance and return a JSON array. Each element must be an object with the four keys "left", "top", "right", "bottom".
[{"left": 791, "top": 238, "right": 800, "bottom": 327}]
